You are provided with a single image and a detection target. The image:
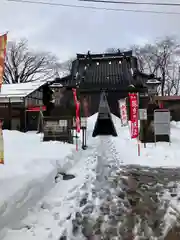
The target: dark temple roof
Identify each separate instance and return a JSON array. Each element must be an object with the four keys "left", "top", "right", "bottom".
[
  {"left": 76, "top": 50, "right": 133, "bottom": 59},
  {"left": 53, "top": 51, "right": 157, "bottom": 92}
]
